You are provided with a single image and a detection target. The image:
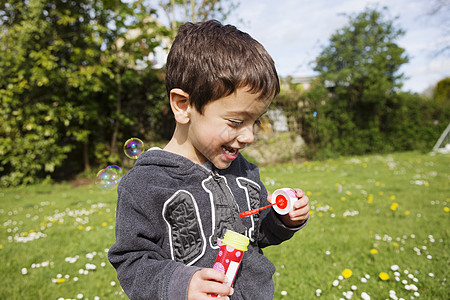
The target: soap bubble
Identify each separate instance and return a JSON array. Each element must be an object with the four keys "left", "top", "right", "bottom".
[
  {"left": 96, "top": 165, "right": 122, "bottom": 190},
  {"left": 105, "top": 165, "right": 122, "bottom": 176},
  {"left": 124, "top": 138, "right": 144, "bottom": 159},
  {"left": 313, "top": 111, "right": 318, "bottom": 117}
]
